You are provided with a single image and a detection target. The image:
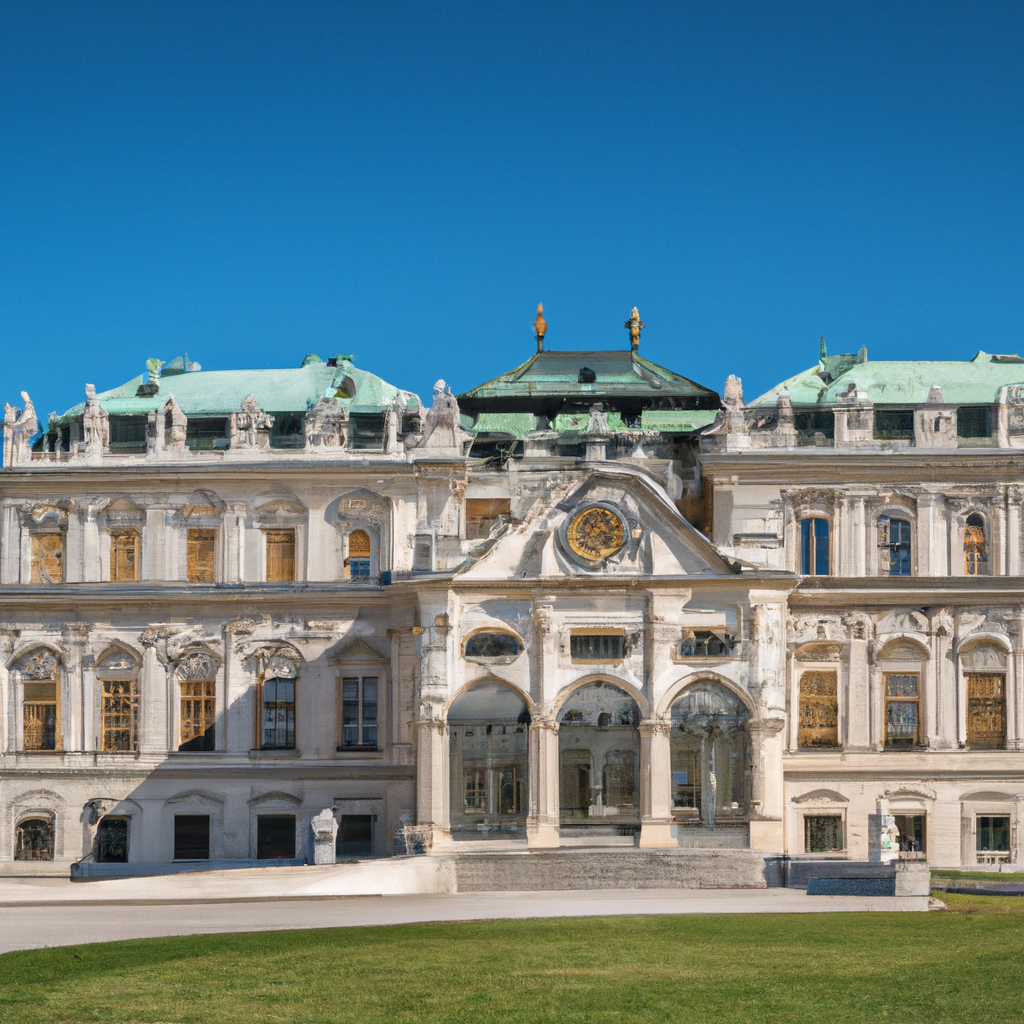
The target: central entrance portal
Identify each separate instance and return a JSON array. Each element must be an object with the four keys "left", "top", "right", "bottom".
[{"left": 557, "top": 682, "right": 640, "bottom": 827}]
